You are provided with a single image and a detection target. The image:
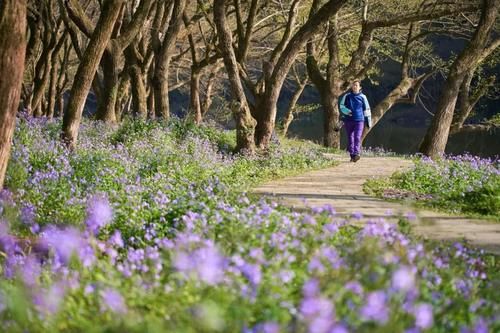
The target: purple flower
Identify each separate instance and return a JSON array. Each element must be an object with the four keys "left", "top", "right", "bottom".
[
  {"left": 360, "top": 291, "right": 389, "bottom": 324},
  {"left": 20, "top": 255, "right": 41, "bottom": 286},
  {"left": 300, "top": 297, "right": 335, "bottom": 333},
  {"left": 352, "top": 212, "right": 363, "bottom": 220},
  {"left": 20, "top": 204, "right": 36, "bottom": 225},
  {"left": 84, "top": 284, "right": 95, "bottom": 295},
  {"left": 310, "top": 316, "right": 334, "bottom": 333},
  {"left": 325, "top": 223, "right": 339, "bottom": 234},
  {"left": 240, "top": 263, "right": 262, "bottom": 286},
  {"left": 174, "top": 244, "right": 226, "bottom": 285},
  {"left": 30, "top": 223, "right": 40, "bottom": 234},
  {"left": 330, "top": 324, "right": 349, "bottom": 333},
  {"left": 405, "top": 212, "right": 417, "bottom": 221},
  {"left": 405, "top": 328, "right": 420, "bottom": 333},
  {"left": 344, "top": 281, "right": 363, "bottom": 295},
  {"left": 254, "top": 322, "right": 280, "bottom": 333},
  {"left": 109, "top": 230, "right": 124, "bottom": 248},
  {"left": 34, "top": 282, "right": 66, "bottom": 315},
  {"left": 413, "top": 303, "right": 433, "bottom": 329},
  {"left": 303, "top": 278, "right": 320, "bottom": 297},
  {"left": 100, "top": 288, "right": 127, "bottom": 314},
  {"left": 41, "top": 226, "right": 85, "bottom": 264},
  {"left": 321, "top": 247, "right": 343, "bottom": 269},
  {"left": 174, "top": 251, "right": 193, "bottom": 272},
  {"left": 79, "top": 245, "right": 96, "bottom": 267},
  {"left": 278, "top": 270, "right": 295, "bottom": 284},
  {"left": 193, "top": 245, "right": 225, "bottom": 285},
  {"left": 86, "top": 195, "right": 113, "bottom": 235},
  {"left": 392, "top": 266, "right": 416, "bottom": 292},
  {"left": 471, "top": 317, "right": 489, "bottom": 333},
  {"left": 308, "top": 257, "right": 325, "bottom": 273}
]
